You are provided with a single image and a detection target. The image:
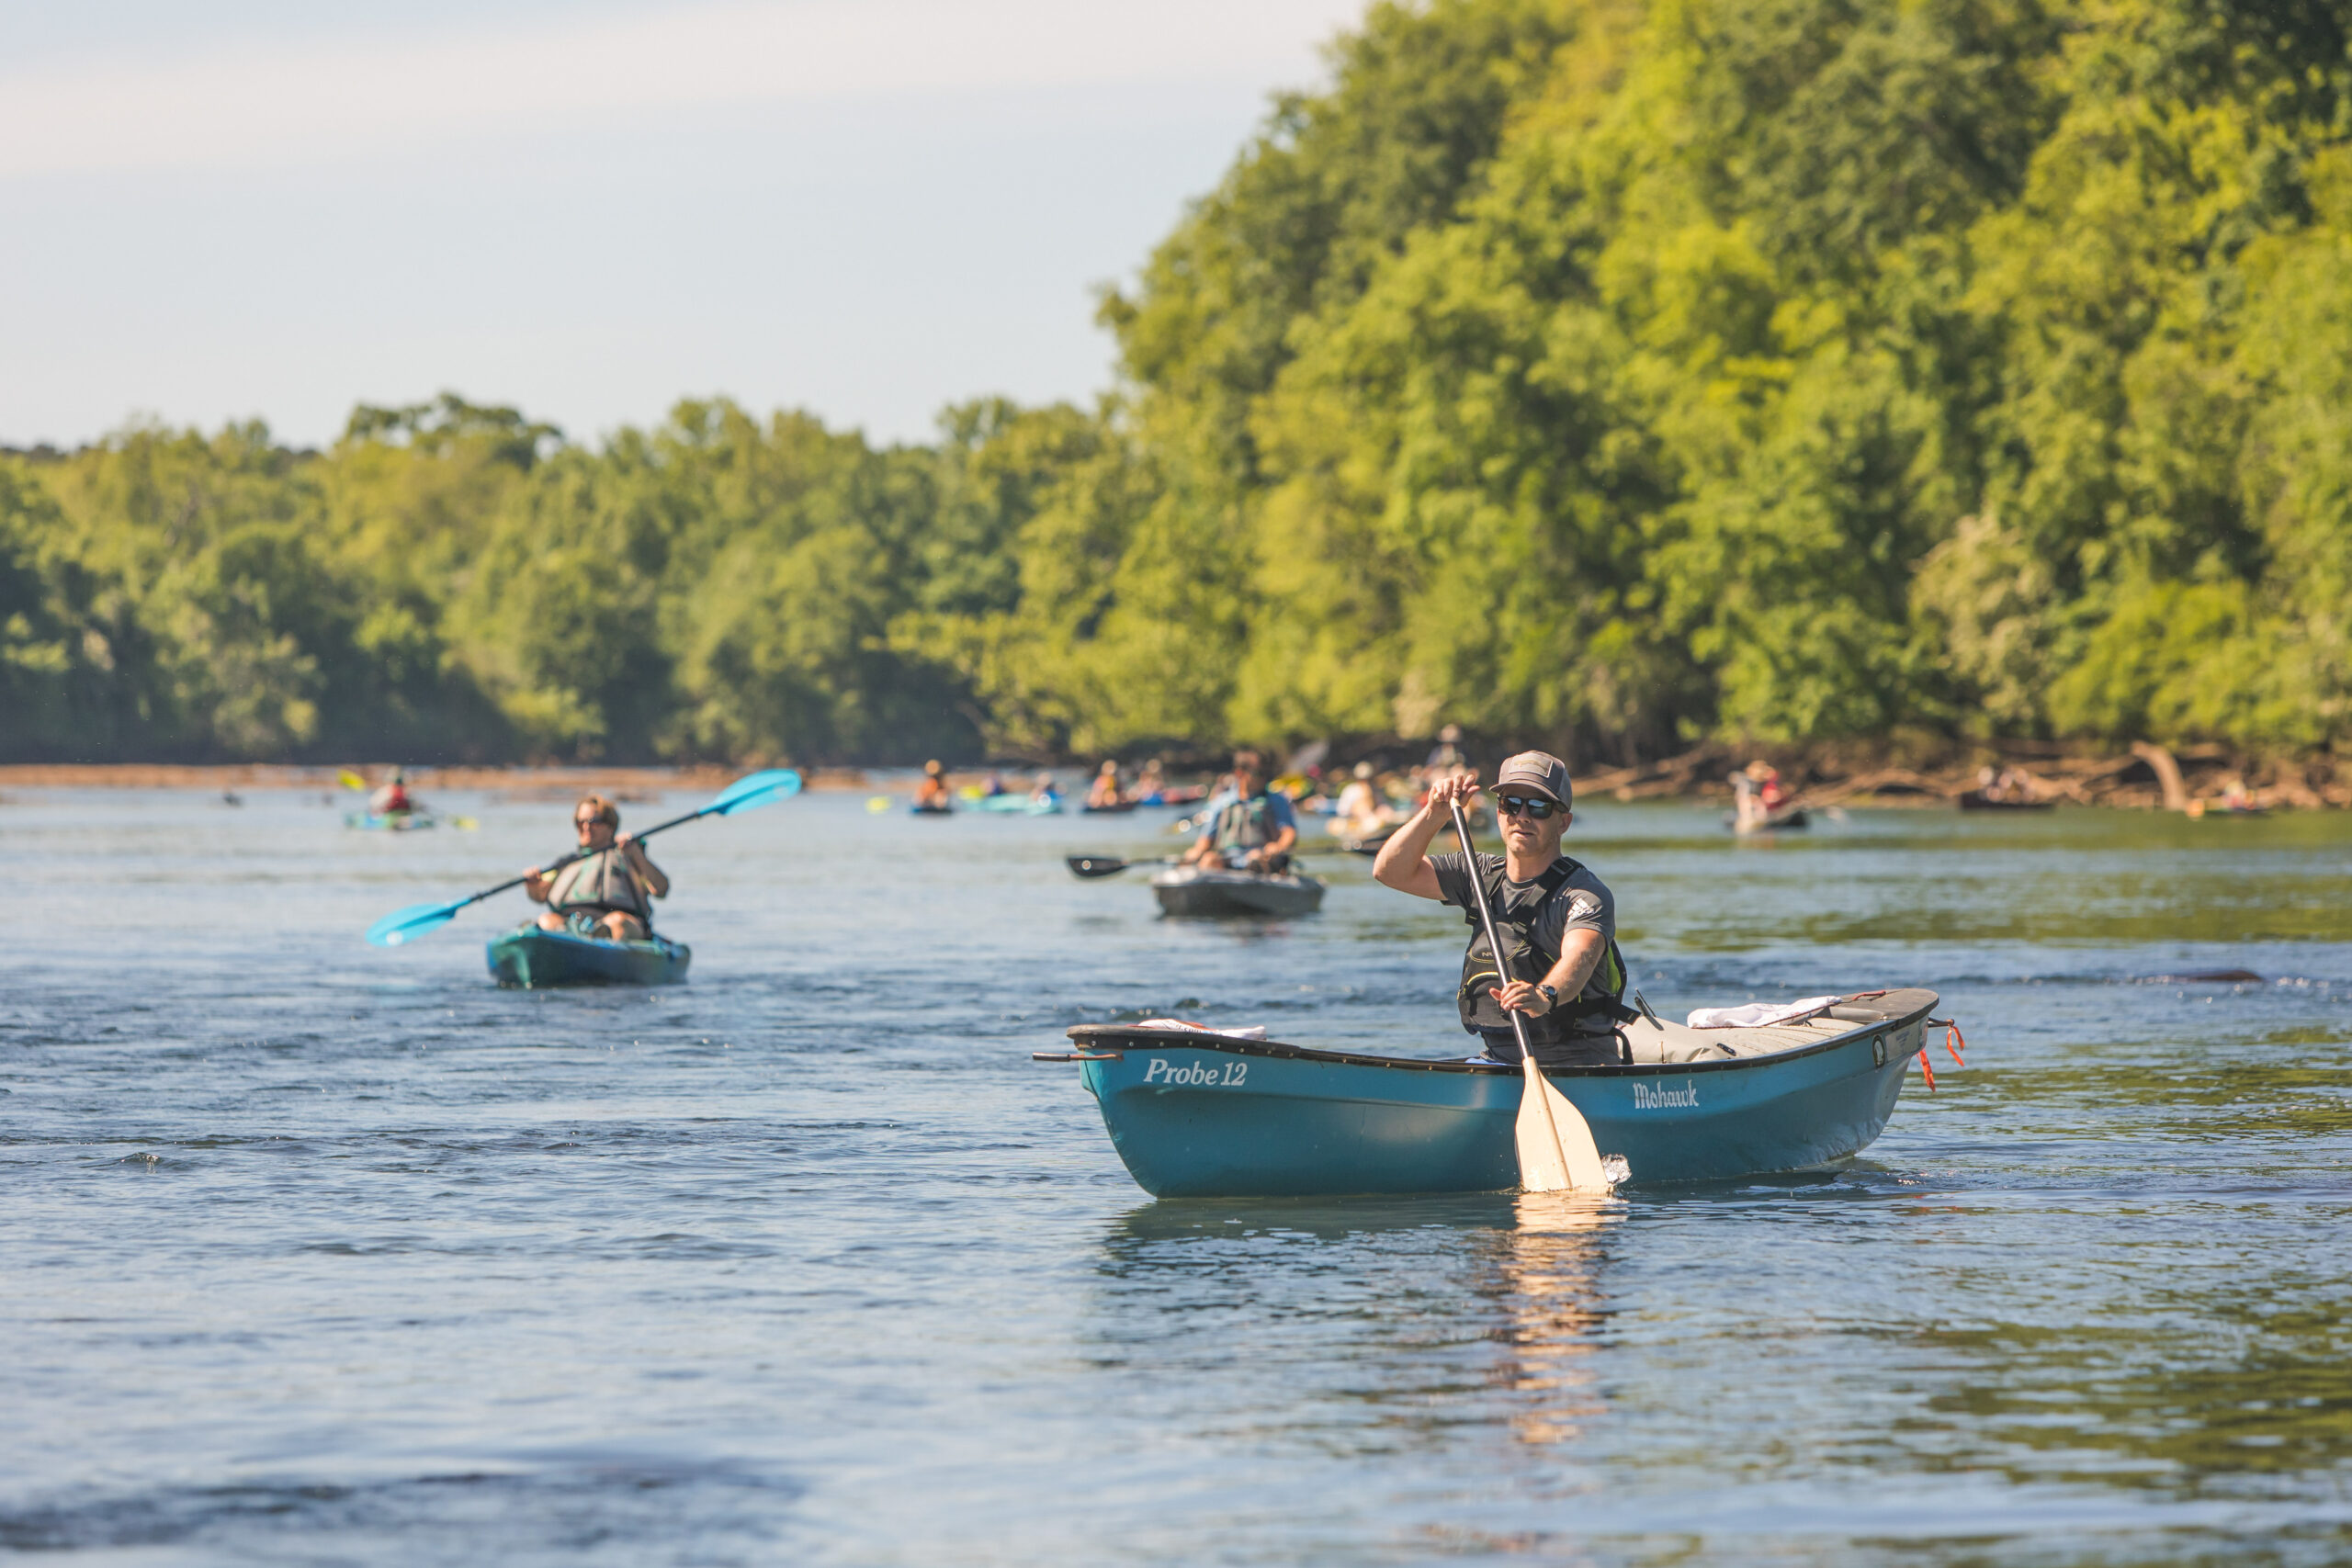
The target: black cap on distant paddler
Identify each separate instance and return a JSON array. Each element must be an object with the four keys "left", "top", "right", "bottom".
[{"left": 1494, "top": 750, "right": 1573, "bottom": 811}]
